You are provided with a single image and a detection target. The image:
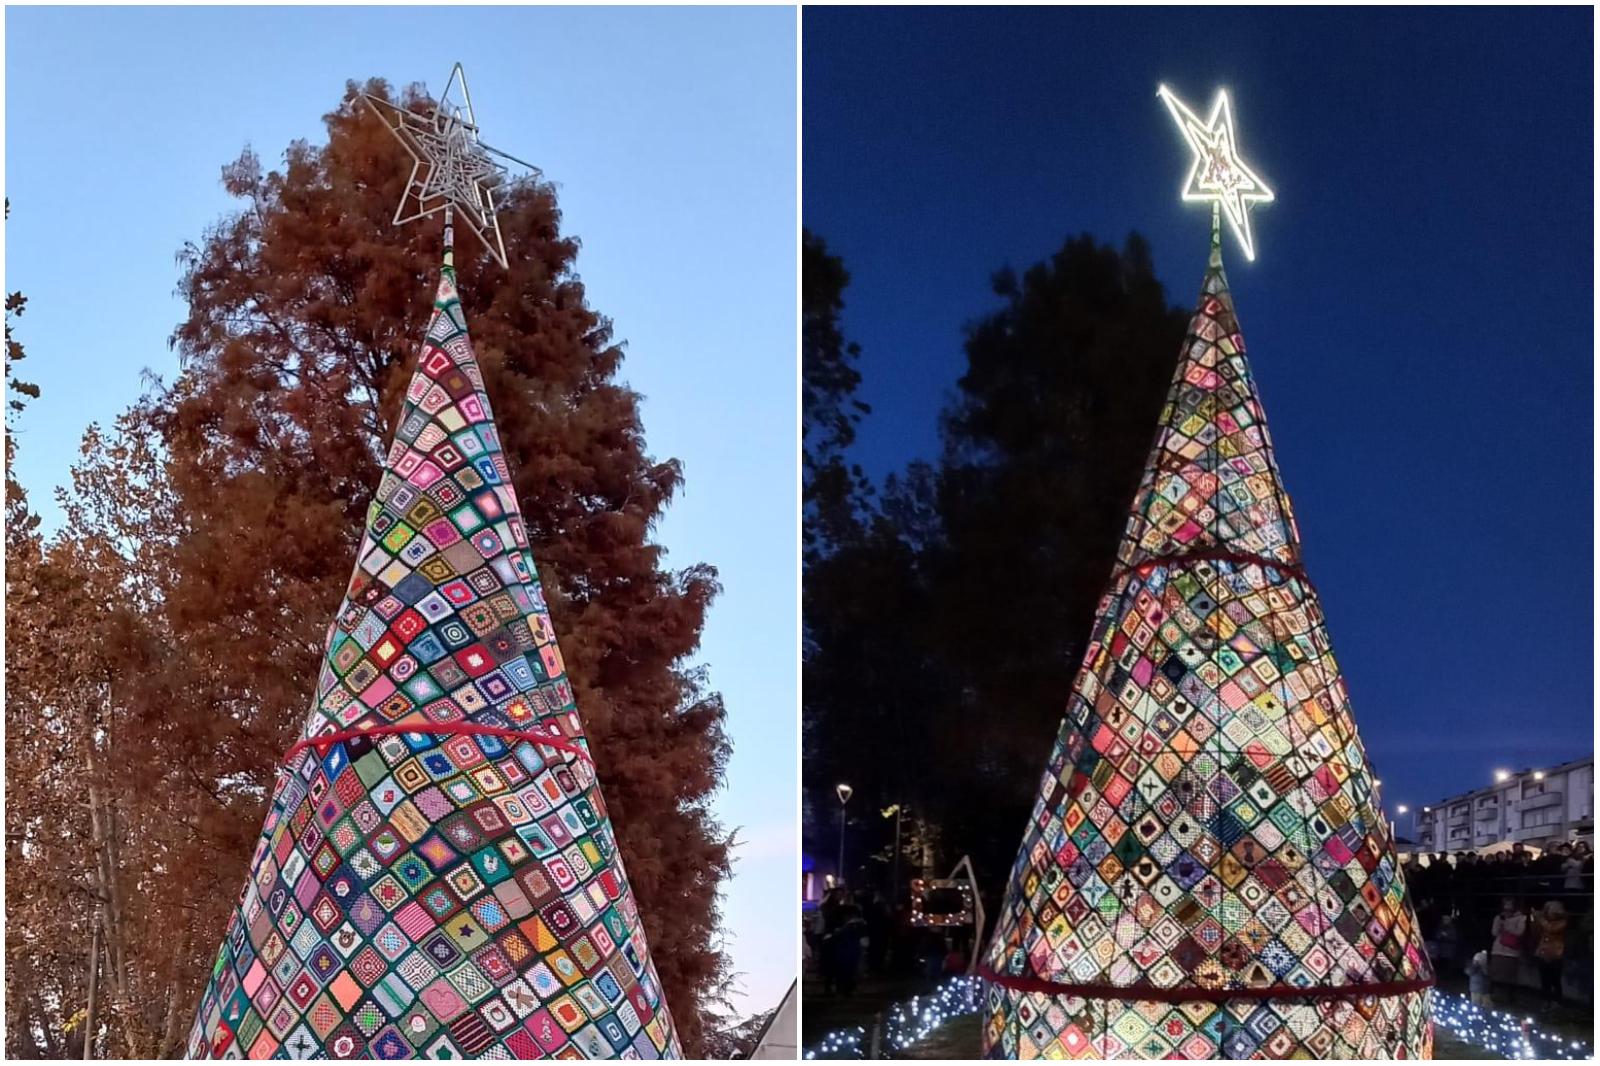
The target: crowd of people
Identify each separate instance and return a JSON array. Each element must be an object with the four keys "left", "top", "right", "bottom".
[
  {"left": 805, "top": 887, "right": 974, "bottom": 996},
  {"left": 1403, "top": 841, "right": 1593, "bottom": 1011},
  {"left": 806, "top": 841, "right": 1595, "bottom": 1013}
]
